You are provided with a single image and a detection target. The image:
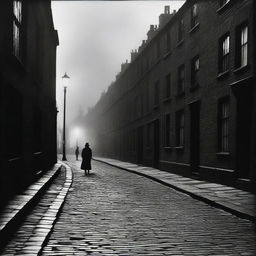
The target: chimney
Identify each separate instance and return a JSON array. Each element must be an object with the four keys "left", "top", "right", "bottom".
[
  {"left": 121, "top": 60, "right": 129, "bottom": 72},
  {"left": 147, "top": 24, "right": 155, "bottom": 40},
  {"left": 130, "top": 49, "right": 138, "bottom": 62},
  {"left": 165, "top": 6, "right": 170, "bottom": 14},
  {"left": 159, "top": 6, "right": 172, "bottom": 27}
]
